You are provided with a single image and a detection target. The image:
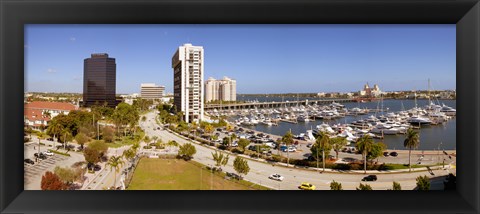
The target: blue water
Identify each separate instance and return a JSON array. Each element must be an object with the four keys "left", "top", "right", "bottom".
[{"left": 234, "top": 97, "right": 456, "bottom": 150}]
